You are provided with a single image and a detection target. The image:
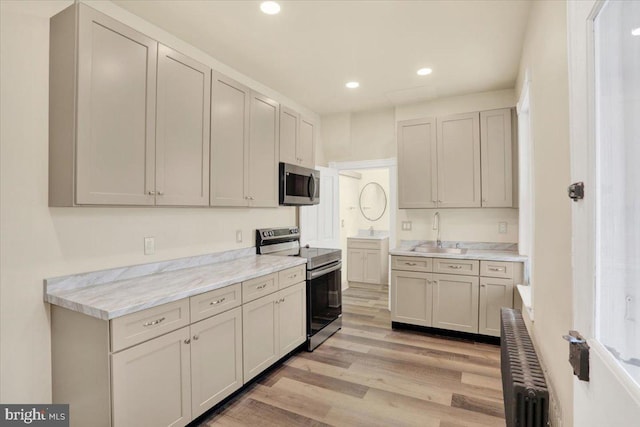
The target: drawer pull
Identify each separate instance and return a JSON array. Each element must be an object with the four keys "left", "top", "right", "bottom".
[
  {"left": 288, "top": 274, "right": 297, "bottom": 279},
  {"left": 210, "top": 297, "right": 226, "bottom": 305},
  {"left": 404, "top": 262, "right": 417, "bottom": 266},
  {"left": 256, "top": 284, "right": 268, "bottom": 290},
  {"left": 184, "top": 338, "right": 191, "bottom": 344},
  {"left": 489, "top": 267, "right": 505, "bottom": 272},
  {"left": 193, "top": 335, "right": 199, "bottom": 341},
  {"left": 448, "top": 265, "right": 463, "bottom": 270},
  {"left": 142, "top": 317, "right": 165, "bottom": 327}
]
